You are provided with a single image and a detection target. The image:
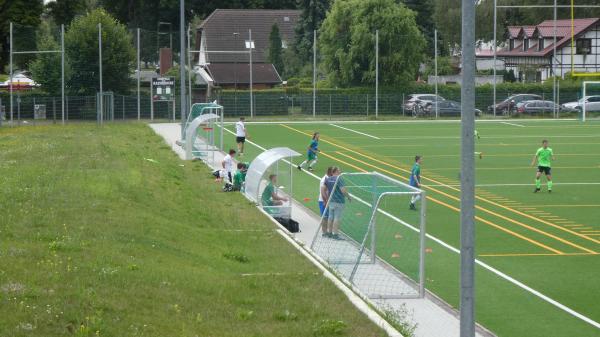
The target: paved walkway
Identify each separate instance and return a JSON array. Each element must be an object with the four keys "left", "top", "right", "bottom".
[{"left": 149, "top": 122, "right": 495, "bottom": 337}]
